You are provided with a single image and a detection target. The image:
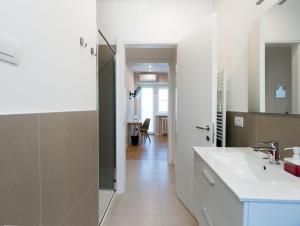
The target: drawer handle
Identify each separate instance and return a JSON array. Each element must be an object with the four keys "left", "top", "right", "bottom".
[
  {"left": 202, "top": 208, "right": 214, "bottom": 226},
  {"left": 202, "top": 169, "right": 215, "bottom": 185}
]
